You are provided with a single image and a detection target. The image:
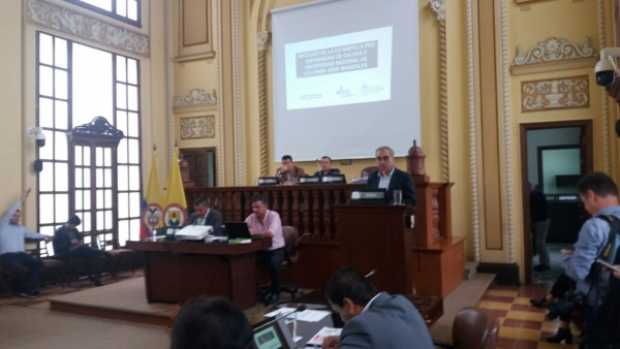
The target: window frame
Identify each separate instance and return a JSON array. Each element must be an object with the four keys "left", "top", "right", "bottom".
[
  {"left": 64, "top": 0, "right": 142, "bottom": 28},
  {"left": 35, "top": 31, "right": 143, "bottom": 254}
]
